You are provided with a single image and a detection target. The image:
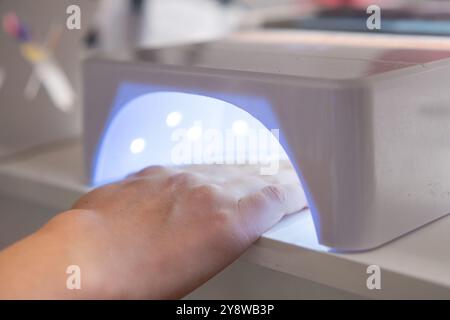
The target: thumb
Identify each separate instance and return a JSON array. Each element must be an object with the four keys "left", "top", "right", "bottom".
[{"left": 237, "top": 183, "right": 307, "bottom": 242}]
